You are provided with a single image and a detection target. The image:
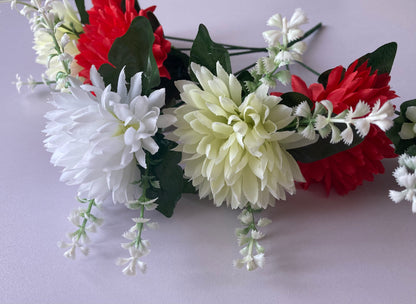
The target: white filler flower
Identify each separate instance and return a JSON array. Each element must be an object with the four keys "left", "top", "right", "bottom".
[
  {"left": 44, "top": 67, "right": 176, "bottom": 204},
  {"left": 172, "top": 62, "right": 305, "bottom": 209},
  {"left": 32, "top": 0, "right": 83, "bottom": 87}
]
